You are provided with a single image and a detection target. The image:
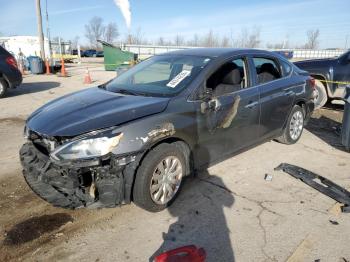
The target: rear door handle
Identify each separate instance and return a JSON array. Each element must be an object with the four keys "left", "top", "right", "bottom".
[
  {"left": 285, "top": 91, "right": 294, "bottom": 96},
  {"left": 245, "top": 101, "right": 258, "bottom": 109}
]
